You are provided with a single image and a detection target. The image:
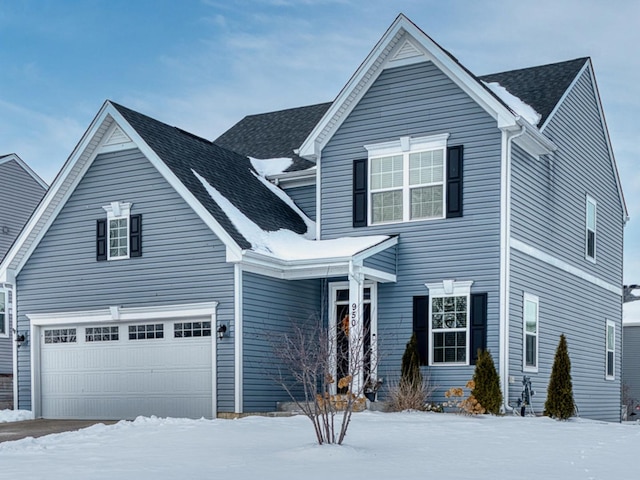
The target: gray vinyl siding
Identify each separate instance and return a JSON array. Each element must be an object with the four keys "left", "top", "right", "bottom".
[
  {"left": 623, "top": 325, "right": 640, "bottom": 412},
  {"left": 282, "top": 184, "right": 316, "bottom": 221},
  {"left": 0, "top": 159, "right": 46, "bottom": 374},
  {"left": 508, "top": 66, "right": 624, "bottom": 422},
  {"left": 320, "top": 61, "right": 503, "bottom": 399},
  {"left": 15, "top": 148, "right": 236, "bottom": 412},
  {"left": 510, "top": 250, "right": 622, "bottom": 422},
  {"left": 363, "top": 246, "right": 397, "bottom": 276},
  {"left": 511, "top": 67, "right": 624, "bottom": 287},
  {"left": 242, "top": 272, "right": 321, "bottom": 412}
]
